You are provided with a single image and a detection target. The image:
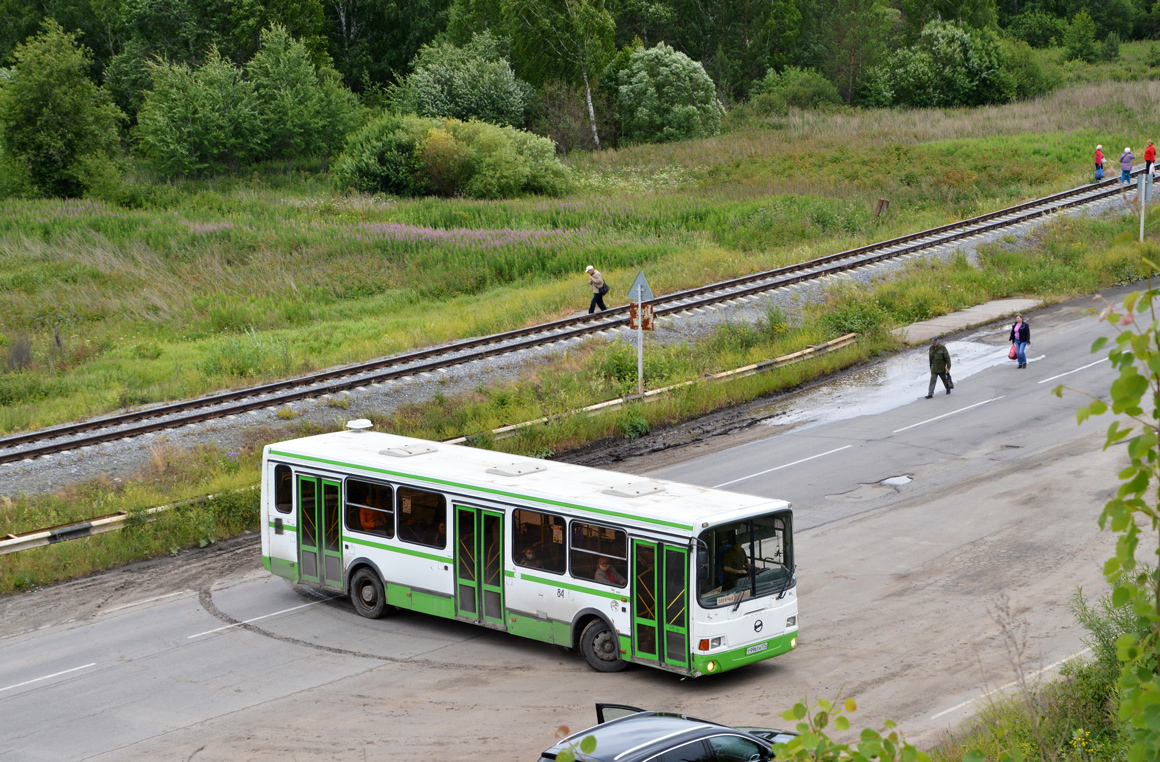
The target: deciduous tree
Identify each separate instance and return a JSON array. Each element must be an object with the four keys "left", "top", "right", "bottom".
[{"left": 0, "top": 20, "right": 123, "bottom": 197}]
